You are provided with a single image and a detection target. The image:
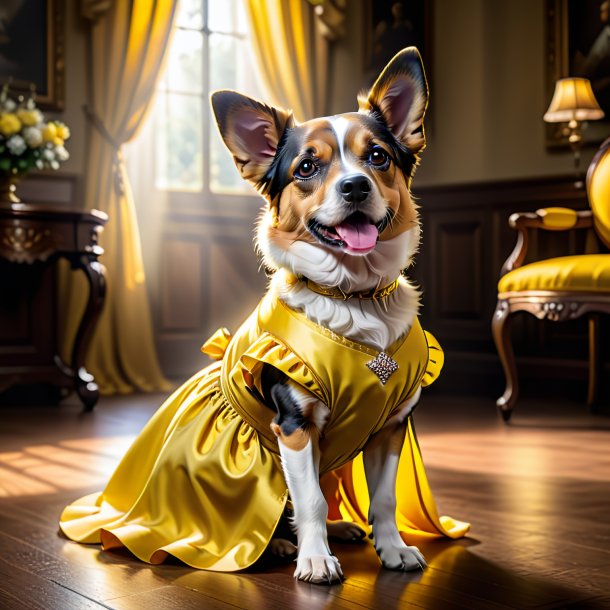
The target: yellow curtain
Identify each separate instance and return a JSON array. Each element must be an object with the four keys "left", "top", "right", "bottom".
[
  {"left": 245, "top": 0, "right": 343, "bottom": 121},
  {"left": 62, "top": 0, "right": 178, "bottom": 394}
]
